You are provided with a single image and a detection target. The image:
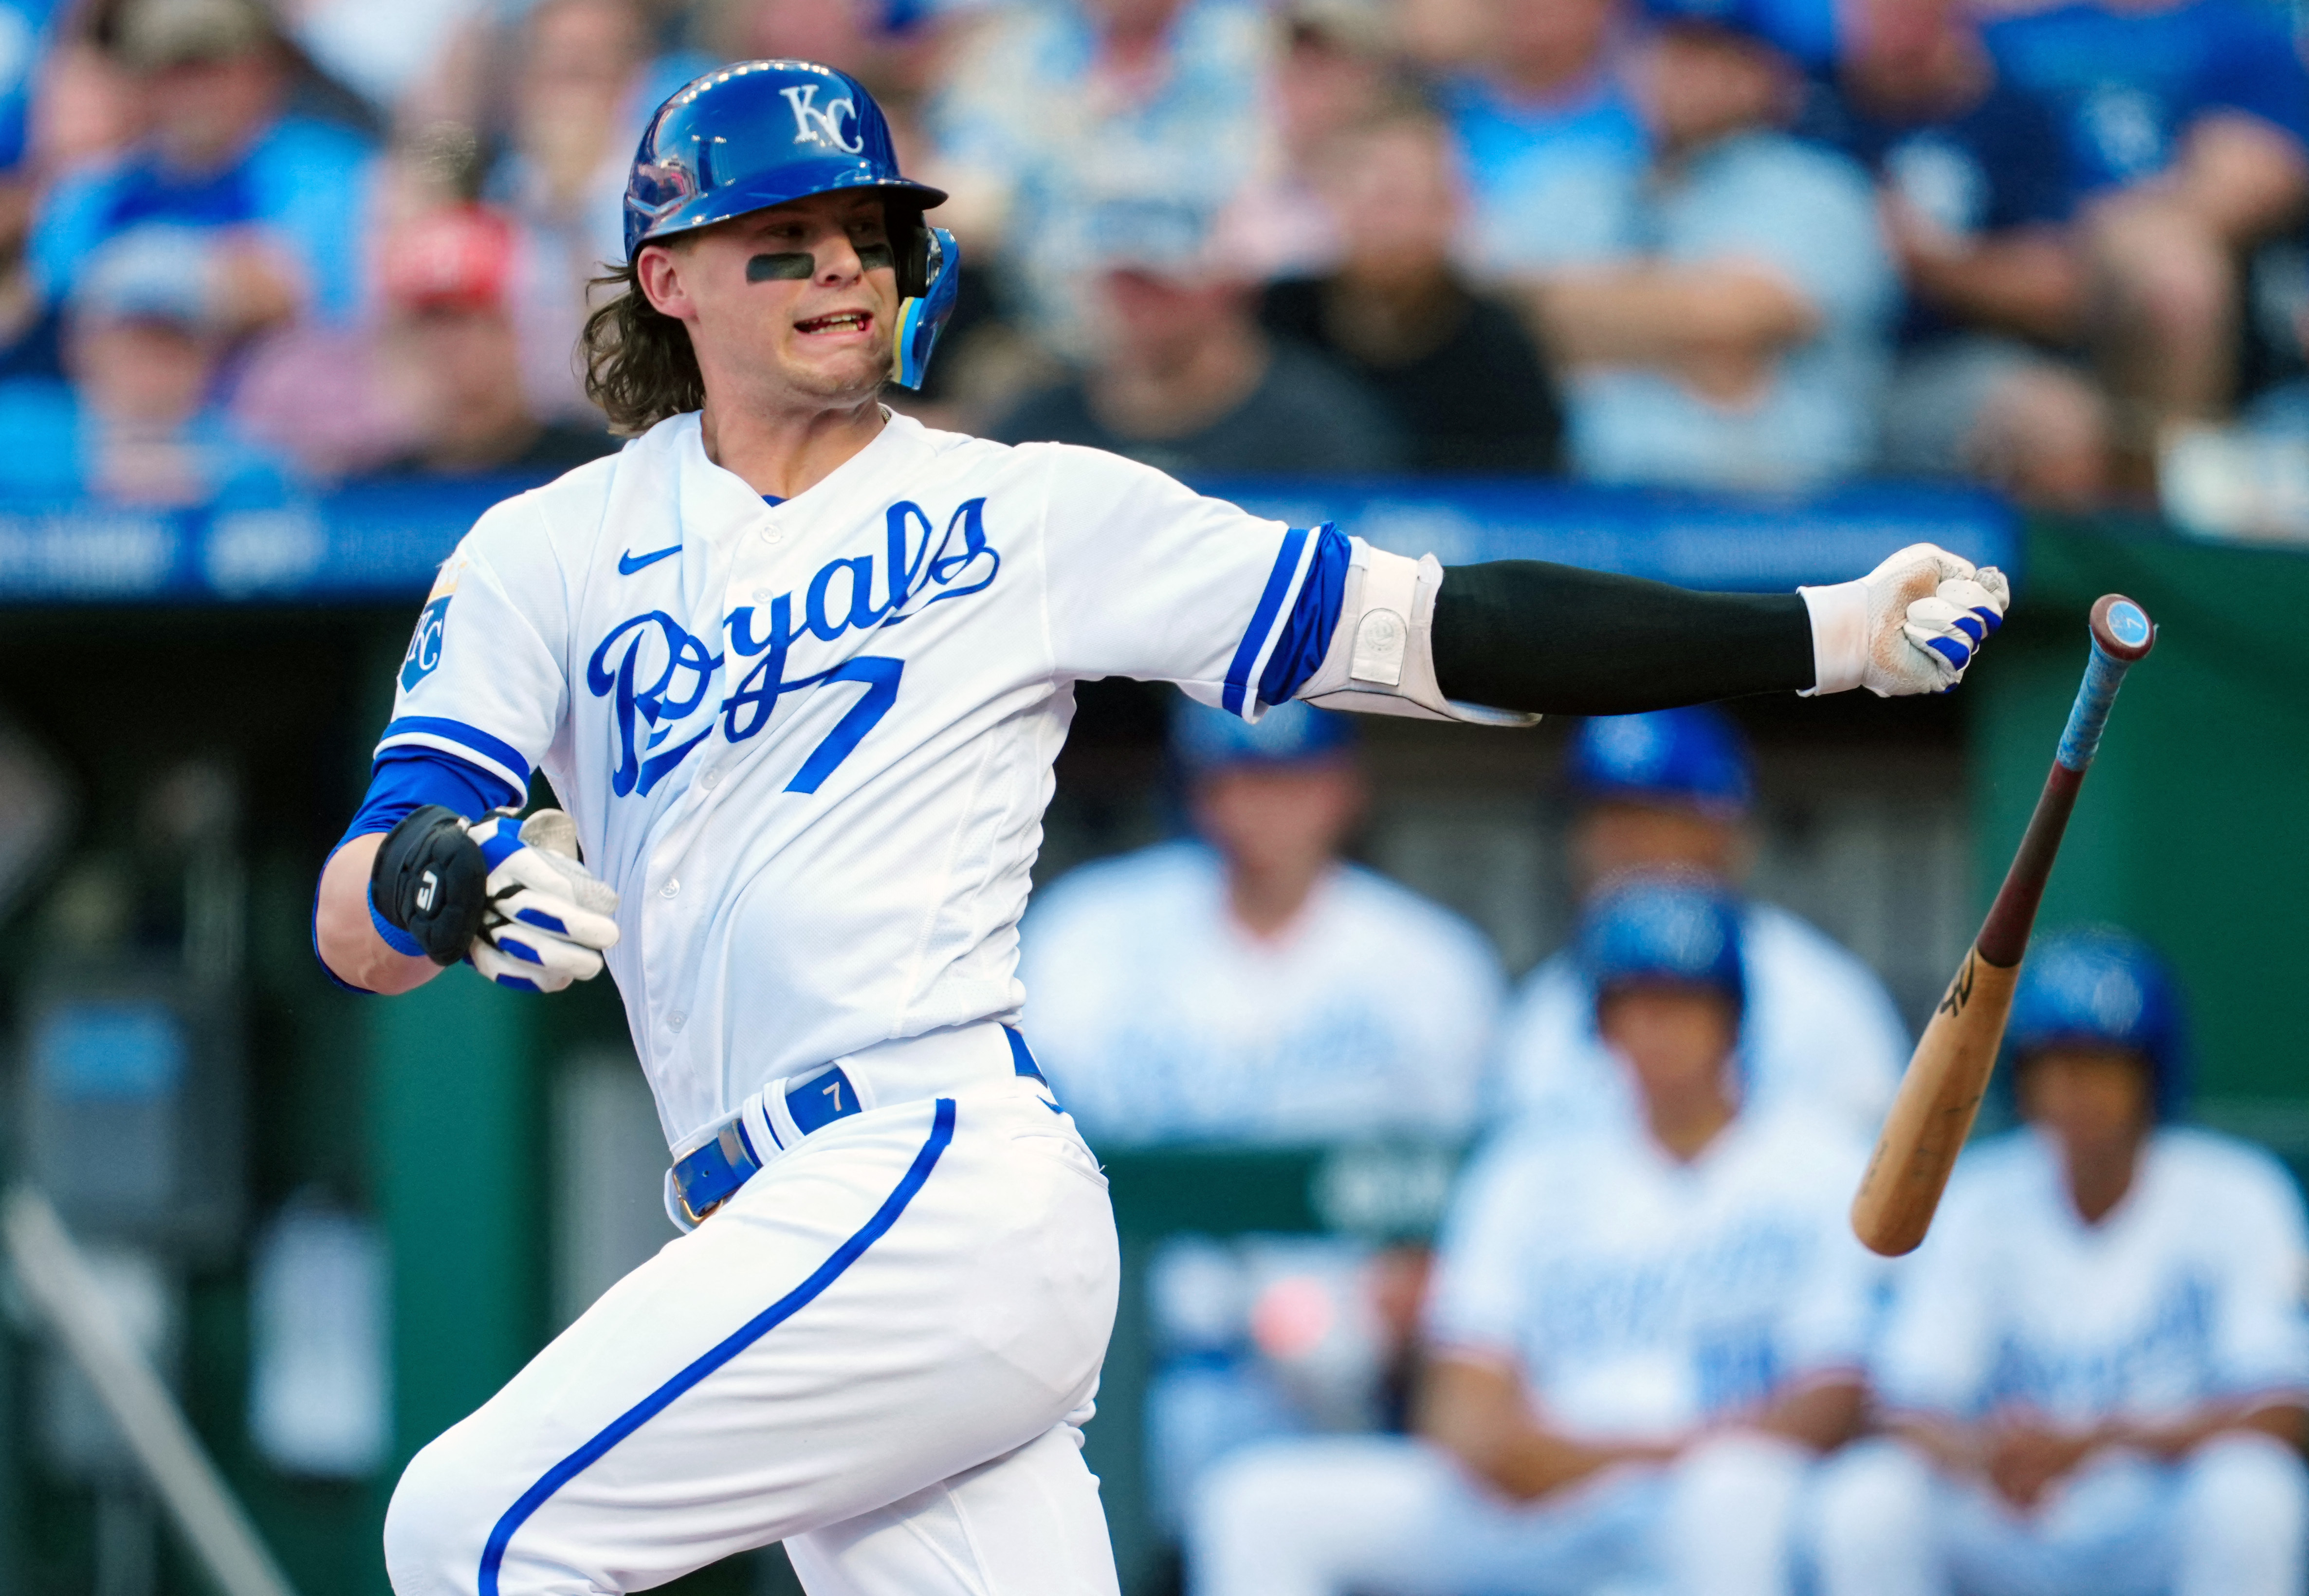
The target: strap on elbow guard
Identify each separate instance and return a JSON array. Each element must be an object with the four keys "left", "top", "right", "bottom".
[
  {"left": 370, "top": 804, "right": 488, "bottom": 965},
  {"left": 1297, "top": 545, "right": 1541, "bottom": 727}
]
